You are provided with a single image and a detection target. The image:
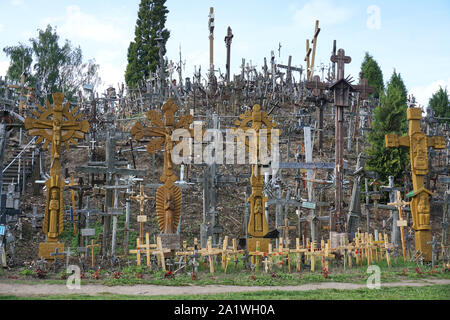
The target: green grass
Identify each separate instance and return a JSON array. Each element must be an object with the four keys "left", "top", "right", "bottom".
[{"left": 1, "top": 284, "right": 448, "bottom": 300}]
